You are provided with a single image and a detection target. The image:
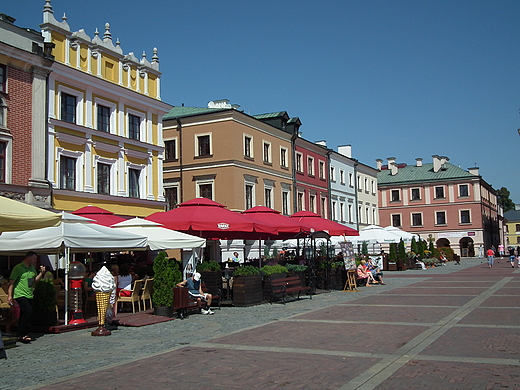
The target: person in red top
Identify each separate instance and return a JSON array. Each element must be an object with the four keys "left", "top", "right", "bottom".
[{"left": 486, "top": 248, "right": 495, "bottom": 269}]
